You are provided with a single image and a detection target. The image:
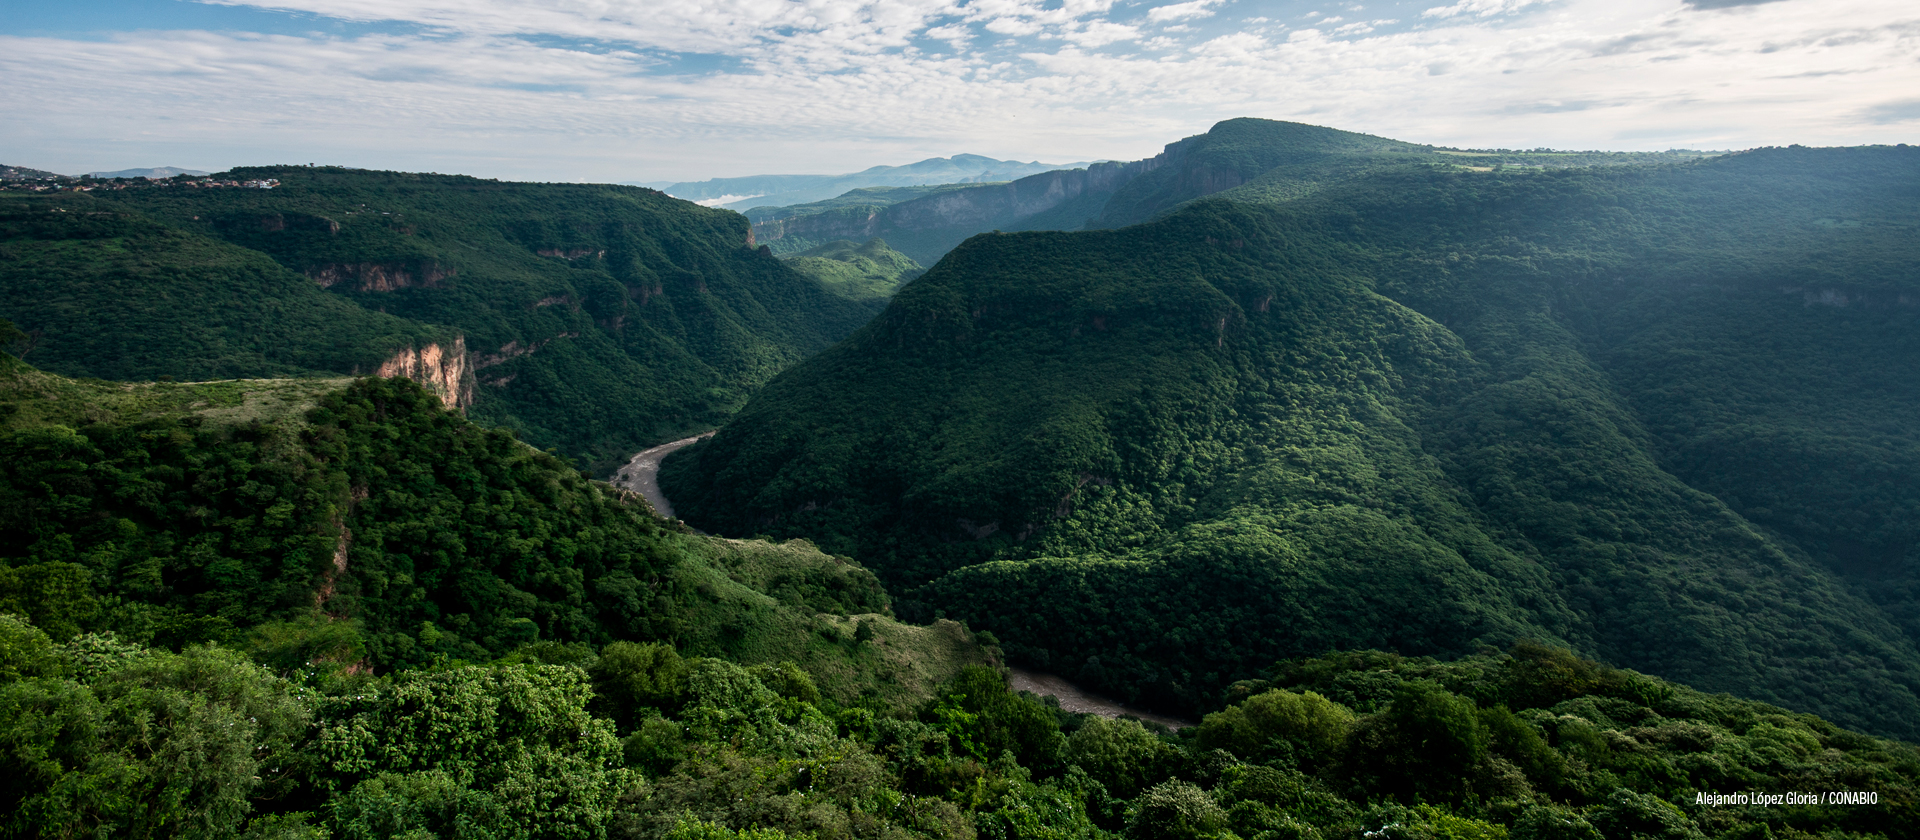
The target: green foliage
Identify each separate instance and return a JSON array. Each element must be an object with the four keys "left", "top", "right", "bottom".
[
  {"left": 1092, "top": 118, "right": 1421, "bottom": 228},
  {"left": 0, "top": 165, "right": 874, "bottom": 472},
  {"left": 623, "top": 714, "right": 689, "bottom": 776},
  {"left": 1586, "top": 789, "right": 1703, "bottom": 840},
  {"left": 248, "top": 614, "right": 368, "bottom": 677},
  {"left": 0, "top": 610, "right": 1910, "bottom": 840},
  {"left": 316, "top": 663, "right": 633, "bottom": 838},
  {"left": 593, "top": 642, "right": 693, "bottom": 729},
  {"left": 1508, "top": 804, "right": 1600, "bottom": 840},
  {"left": 1194, "top": 690, "right": 1353, "bottom": 769},
  {"left": 0, "top": 317, "right": 25, "bottom": 357},
  {"left": 666, "top": 138, "right": 1920, "bottom": 743},
  {"left": 781, "top": 239, "right": 925, "bottom": 303},
  {"left": 1343, "top": 682, "right": 1488, "bottom": 805},
  {"left": 0, "top": 197, "right": 440, "bottom": 382},
  {"left": 1065, "top": 717, "right": 1175, "bottom": 799},
  {"left": 0, "top": 641, "right": 311, "bottom": 839},
  {"left": 924, "top": 665, "right": 1066, "bottom": 771},
  {"left": 329, "top": 770, "right": 521, "bottom": 840},
  {"left": 663, "top": 812, "right": 804, "bottom": 840},
  {"left": 1125, "top": 780, "right": 1227, "bottom": 840},
  {"left": 0, "top": 614, "right": 57, "bottom": 681},
  {"left": 12, "top": 122, "right": 1920, "bottom": 839}
]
